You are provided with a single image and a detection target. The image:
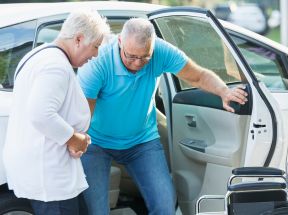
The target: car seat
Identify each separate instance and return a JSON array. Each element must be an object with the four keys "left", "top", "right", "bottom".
[{"left": 110, "top": 166, "right": 121, "bottom": 208}]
